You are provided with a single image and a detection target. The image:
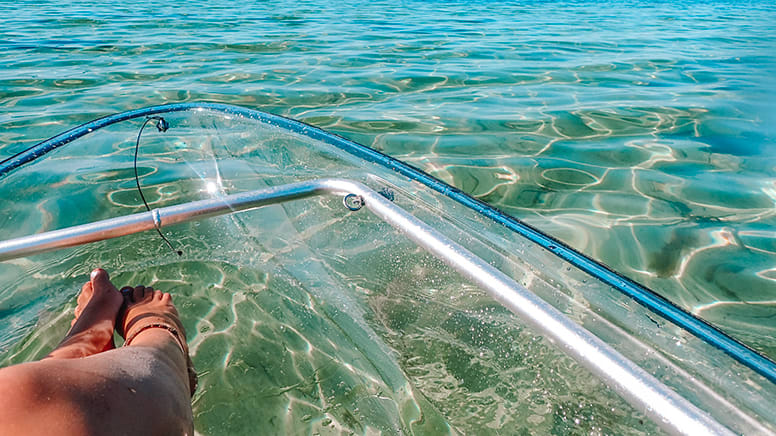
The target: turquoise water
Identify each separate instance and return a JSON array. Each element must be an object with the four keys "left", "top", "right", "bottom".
[{"left": 1, "top": 0, "right": 776, "bottom": 433}]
